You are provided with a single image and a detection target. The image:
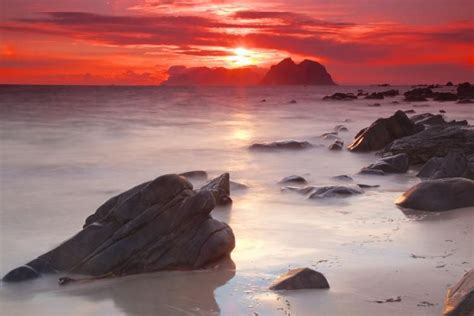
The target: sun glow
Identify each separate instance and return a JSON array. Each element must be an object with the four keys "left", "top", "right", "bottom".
[{"left": 228, "top": 47, "right": 255, "bottom": 67}]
